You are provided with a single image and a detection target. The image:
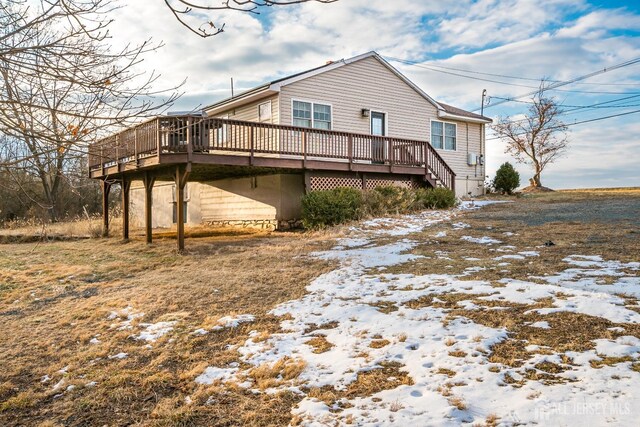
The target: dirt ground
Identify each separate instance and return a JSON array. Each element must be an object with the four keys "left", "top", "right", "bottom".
[{"left": 0, "top": 188, "right": 638, "bottom": 426}]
